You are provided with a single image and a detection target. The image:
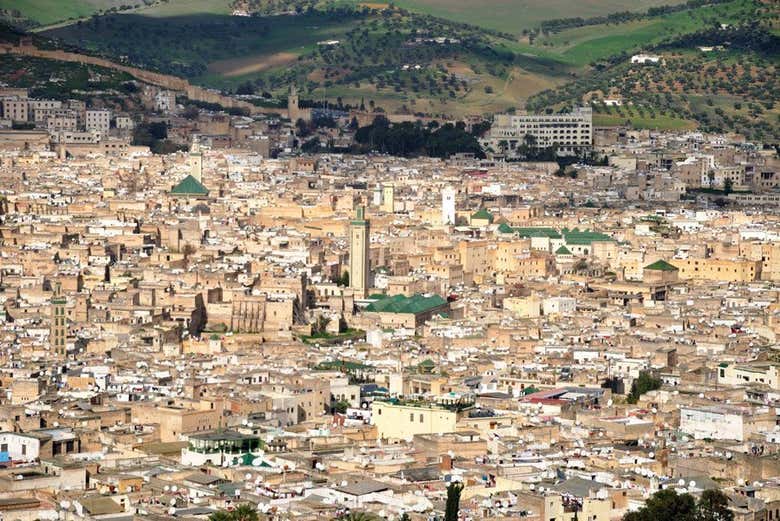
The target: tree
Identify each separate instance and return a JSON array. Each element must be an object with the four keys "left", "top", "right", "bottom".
[
  {"left": 208, "top": 505, "right": 258, "bottom": 521},
  {"left": 337, "top": 513, "right": 381, "bottom": 521},
  {"left": 336, "top": 270, "right": 350, "bottom": 287},
  {"left": 623, "top": 489, "right": 696, "bottom": 521},
  {"left": 208, "top": 511, "right": 233, "bottom": 521},
  {"left": 624, "top": 488, "right": 733, "bottom": 521},
  {"left": 697, "top": 489, "right": 734, "bottom": 521},
  {"left": 723, "top": 177, "right": 733, "bottom": 195},
  {"left": 182, "top": 243, "right": 197, "bottom": 268},
  {"left": 445, "top": 481, "right": 464, "bottom": 521},
  {"left": 313, "top": 315, "right": 331, "bottom": 335},
  {"left": 627, "top": 371, "right": 661, "bottom": 404},
  {"left": 231, "top": 504, "right": 259, "bottom": 521}
]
